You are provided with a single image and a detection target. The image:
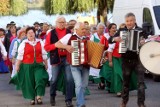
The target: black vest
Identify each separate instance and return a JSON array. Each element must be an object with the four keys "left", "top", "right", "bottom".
[{"left": 50, "top": 29, "right": 71, "bottom": 65}]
